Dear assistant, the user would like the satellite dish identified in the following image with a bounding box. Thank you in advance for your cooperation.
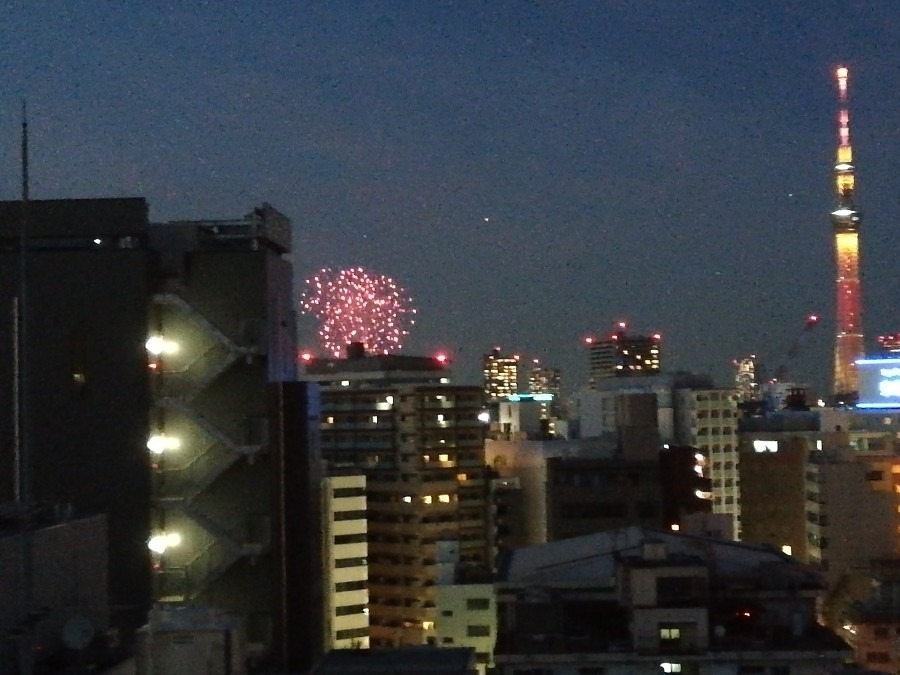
[62,615,95,650]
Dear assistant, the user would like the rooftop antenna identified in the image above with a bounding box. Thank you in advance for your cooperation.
[14,99,30,504]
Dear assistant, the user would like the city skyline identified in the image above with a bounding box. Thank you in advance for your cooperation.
[3,3,900,392]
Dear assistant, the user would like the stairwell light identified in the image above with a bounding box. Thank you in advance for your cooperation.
[147,434,181,454]
[147,532,182,554]
[145,336,179,356]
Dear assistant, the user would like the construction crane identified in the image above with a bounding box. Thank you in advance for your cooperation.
[770,314,821,383]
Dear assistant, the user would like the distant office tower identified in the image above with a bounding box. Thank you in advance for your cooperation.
[482,347,520,402]
[586,322,660,388]
[733,356,758,401]
[877,334,900,355]
[527,359,561,419]
[304,348,490,648]
[831,66,865,396]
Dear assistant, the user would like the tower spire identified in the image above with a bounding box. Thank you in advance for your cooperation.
[831,65,864,398]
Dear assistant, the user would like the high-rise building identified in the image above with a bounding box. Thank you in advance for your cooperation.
[304,349,491,648]
[322,472,370,649]
[674,388,741,539]
[733,356,758,401]
[527,359,561,420]
[831,65,865,397]
[877,334,900,355]
[586,322,660,388]
[482,348,519,402]
[0,199,153,634]
[0,199,323,672]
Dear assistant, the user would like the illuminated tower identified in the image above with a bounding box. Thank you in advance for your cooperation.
[585,321,661,388]
[831,65,864,396]
[482,347,520,401]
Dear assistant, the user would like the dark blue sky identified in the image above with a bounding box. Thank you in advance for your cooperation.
[3,2,900,392]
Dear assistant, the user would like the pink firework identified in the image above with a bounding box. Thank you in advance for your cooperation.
[301,267,416,357]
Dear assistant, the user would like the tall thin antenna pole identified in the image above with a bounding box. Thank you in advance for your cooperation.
[17,99,30,505]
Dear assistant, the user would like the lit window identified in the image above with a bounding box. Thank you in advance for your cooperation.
[340,380,350,387]
[660,664,681,673]
[440,378,450,384]
[422,621,435,630]
[458,473,468,482]
[423,496,433,504]
[326,416,334,424]
[753,440,778,453]
[782,545,792,555]
[385,395,394,405]
[660,628,681,640]
[423,455,430,462]
[437,414,445,422]
[438,494,451,503]
[371,415,378,424]
[438,454,449,462]
[402,496,412,503]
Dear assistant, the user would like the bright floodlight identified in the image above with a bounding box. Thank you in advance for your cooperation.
[147,434,181,454]
[147,532,181,554]
[145,336,179,356]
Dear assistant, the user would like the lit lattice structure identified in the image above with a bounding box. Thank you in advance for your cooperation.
[831,66,864,396]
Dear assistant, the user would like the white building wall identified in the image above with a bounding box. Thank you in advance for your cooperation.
[323,474,369,649]
[675,388,740,539]
[435,583,496,675]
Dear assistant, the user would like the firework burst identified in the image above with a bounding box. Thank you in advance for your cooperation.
[301,267,416,357]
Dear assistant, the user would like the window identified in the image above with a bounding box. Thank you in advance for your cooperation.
[866,470,885,481]
[336,627,368,640]
[867,651,891,664]
[466,598,491,610]
[335,557,367,568]
[442,637,454,644]
[334,510,367,521]
[333,487,366,498]
[467,625,490,637]
[334,533,367,545]
[441,610,453,617]
[335,604,367,616]
[660,664,681,673]
[335,580,367,592]
[659,627,681,640]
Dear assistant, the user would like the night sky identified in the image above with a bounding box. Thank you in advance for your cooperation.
[3,2,900,393]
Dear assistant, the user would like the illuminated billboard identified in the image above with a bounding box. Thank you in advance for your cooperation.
[857,358,900,409]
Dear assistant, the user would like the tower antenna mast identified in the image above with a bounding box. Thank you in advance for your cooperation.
[831,66,864,398]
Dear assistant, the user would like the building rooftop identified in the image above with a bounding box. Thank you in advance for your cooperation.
[310,646,476,674]
[498,526,821,589]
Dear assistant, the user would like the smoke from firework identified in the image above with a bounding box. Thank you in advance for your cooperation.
[301,267,416,357]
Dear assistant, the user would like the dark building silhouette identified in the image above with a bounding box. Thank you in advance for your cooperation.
[0,198,153,633]
[0,198,323,672]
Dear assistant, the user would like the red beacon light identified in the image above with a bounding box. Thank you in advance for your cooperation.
[435,353,449,364]
[300,351,314,363]
[584,336,595,345]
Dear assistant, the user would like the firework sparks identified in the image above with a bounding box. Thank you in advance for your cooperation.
[301,267,416,358]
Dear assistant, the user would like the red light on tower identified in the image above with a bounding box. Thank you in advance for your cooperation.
[584,336,595,345]
[435,352,449,364]
[300,351,314,362]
